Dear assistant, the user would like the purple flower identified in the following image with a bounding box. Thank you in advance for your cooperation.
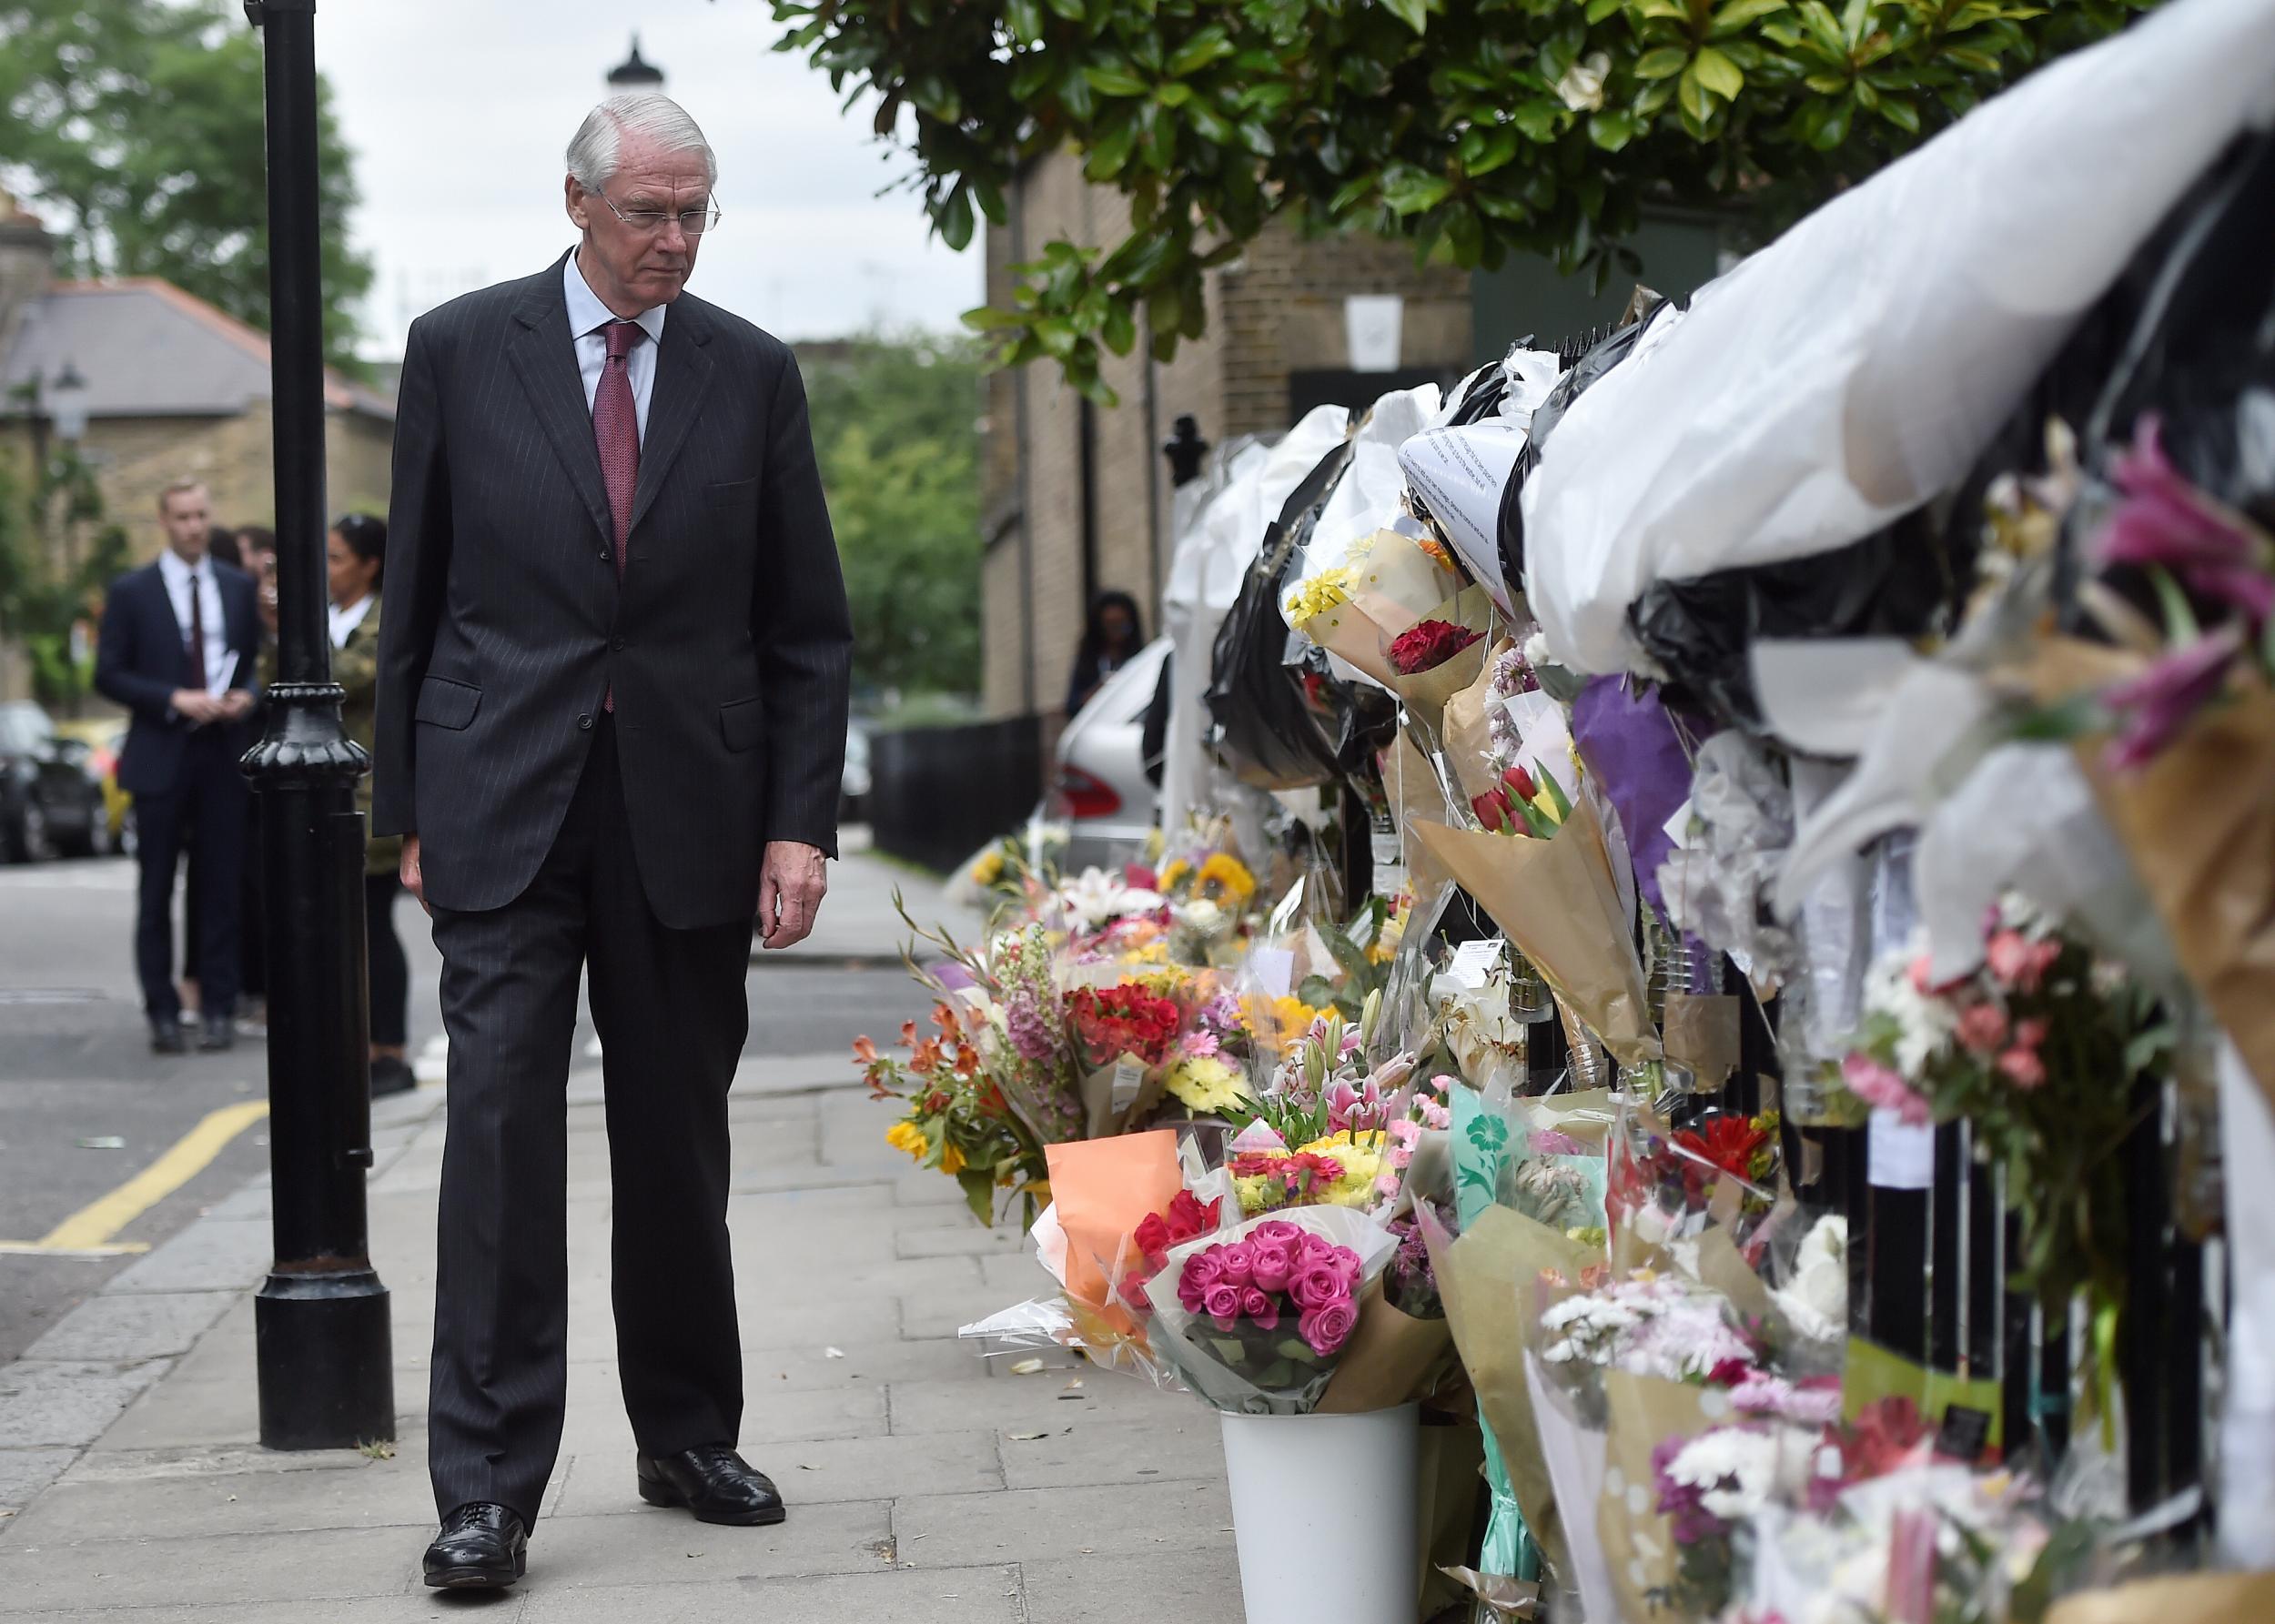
[2100,417,2275,623]
[2102,624,2244,771]
[1003,990,1057,1063]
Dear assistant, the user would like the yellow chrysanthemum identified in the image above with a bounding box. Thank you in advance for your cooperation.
[939,1142,966,1175]
[1270,995,1324,1035]
[1284,565,1358,627]
[1165,1054,1248,1115]
[969,850,1006,885]
[1298,1130,1388,1206]
[1159,857,1194,893]
[1198,852,1257,903]
[885,1121,927,1162]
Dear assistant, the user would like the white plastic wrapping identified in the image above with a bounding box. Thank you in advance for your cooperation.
[1523,0,2275,675]
[1160,409,1349,835]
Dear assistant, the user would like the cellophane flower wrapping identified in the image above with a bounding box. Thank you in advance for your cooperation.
[1139,1205,1400,1414]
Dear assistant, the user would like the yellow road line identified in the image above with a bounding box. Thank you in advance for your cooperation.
[7,1101,271,1255]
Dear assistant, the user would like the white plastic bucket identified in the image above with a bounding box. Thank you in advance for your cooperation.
[1218,1403,1421,1624]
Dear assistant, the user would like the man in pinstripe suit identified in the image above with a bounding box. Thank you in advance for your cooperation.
[373,94,852,1590]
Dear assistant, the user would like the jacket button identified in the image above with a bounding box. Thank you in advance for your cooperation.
[611,636,625,651]
[577,713,593,731]
[598,547,611,562]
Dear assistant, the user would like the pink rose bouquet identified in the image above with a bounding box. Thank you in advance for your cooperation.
[1138,1205,1400,1413]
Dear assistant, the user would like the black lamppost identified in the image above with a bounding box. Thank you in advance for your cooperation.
[241,0,393,1453]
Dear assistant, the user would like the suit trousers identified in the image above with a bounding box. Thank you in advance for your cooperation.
[132,731,249,1024]
[426,714,751,1526]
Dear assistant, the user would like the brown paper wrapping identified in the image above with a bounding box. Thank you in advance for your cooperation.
[1416,802,1661,1067]
[1392,731,1461,897]
[1437,1206,1598,1586]
[1317,1283,1455,1413]
[1442,641,1512,805]
[1416,1420,1495,1618]
[2078,686,2275,1115]
[1304,601,1403,687]
[2047,1573,2275,1624]
[1077,1057,1168,1140]
[1349,529,1464,635]
[1598,1369,1713,1624]
[1663,993,1740,1089]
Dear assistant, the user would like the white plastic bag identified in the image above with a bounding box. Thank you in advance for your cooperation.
[1524,0,2275,675]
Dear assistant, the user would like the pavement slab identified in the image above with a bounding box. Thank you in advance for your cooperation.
[0,851,1248,1620]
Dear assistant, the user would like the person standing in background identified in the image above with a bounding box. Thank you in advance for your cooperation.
[94,480,260,1054]
[324,513,412,1095]
[233,525,278,1034]
[1065,589,1144,715]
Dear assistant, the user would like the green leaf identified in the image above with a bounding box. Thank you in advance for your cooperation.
[1084,66,1151,97]
[1381,170,1452,216]
[1630,0,1691,18]
[1678,62,1717,124]
[1512,99,1562,143]
[2149,567,2202,646]
[1380,0,1430,35]
[1586,0,1625,20]
[1084,122,1138,180]
[956,1169,997,1225]
[1045,0,1087,18]
[1168,26,1235,76]
[1712,0,1790,32]
[1004,0,1046,45]
[936,184,976,251]
[1876,93,1920,134]
[1100,301,1137,357]
[1691,46,1744,99]
[1588,110,1640,151]
[1634,46,1692,80]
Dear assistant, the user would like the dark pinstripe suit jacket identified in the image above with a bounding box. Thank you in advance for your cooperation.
[371,253,852,929]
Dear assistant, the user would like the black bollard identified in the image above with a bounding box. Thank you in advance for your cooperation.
[240,0,393,1451]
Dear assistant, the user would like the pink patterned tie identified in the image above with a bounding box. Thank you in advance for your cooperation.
[592,318,644,713]
[592,318,644,574]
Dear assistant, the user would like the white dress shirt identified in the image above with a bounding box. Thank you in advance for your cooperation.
[157,548,228,693]
[329,591,374,651]
[564,249,665,443]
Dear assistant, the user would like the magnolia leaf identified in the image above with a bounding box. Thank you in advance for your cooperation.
[1005,0,1046,45]
[1083,66,1150,97]
[1168,26,1236,76]
[1876,93,1920,134]
[1691,45,1744,99]
[1634,45,1692,80]
[1586,0,1624,20]
[1044,0,1085,18]
[1380,0,1430,35]
[1712,0,1791,33]
[1678,61,1717,124]
[936,184,976,251]
[1588,110,1640,151]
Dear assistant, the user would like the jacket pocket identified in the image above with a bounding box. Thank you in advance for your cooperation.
[720,694,764,753]
[415,674,481,731]
[705,477,759,509]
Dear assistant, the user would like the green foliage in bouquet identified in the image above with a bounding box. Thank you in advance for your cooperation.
[767,0,2148,400]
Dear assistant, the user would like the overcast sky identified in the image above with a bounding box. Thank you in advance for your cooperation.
[312,0,981,359]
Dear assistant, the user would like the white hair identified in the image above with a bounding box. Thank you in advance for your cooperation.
[565,94,716,194]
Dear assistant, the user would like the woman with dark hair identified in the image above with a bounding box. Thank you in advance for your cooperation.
[328,512,414,1095]
[1065,589,1144,716]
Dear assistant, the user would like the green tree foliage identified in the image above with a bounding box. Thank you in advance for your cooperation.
[0,440,129,712]
[804,334,985,698]
[0,0,374,374]
[770,0,2149,399]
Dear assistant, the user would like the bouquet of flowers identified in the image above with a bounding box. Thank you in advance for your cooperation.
[1835,899,2169,1314]
[862,998,1052,1224]
[1138,1204,1400,1413]
[1388,617,1482,676]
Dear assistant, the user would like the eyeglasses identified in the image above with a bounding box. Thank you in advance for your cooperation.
[597,191,722,237]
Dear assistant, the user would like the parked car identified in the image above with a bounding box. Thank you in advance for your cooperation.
[51,716,133,855]
[0,701,110,862]
[1049,636,1170,872]
[841,723,872,824]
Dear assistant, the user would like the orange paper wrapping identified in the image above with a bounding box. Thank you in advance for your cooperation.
[1043,1131,1183,1337]
[1416,801,1660,1067]
[2079,686,2275,1115]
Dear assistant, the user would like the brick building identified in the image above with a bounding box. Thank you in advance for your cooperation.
[980,151,1475,721]
[0,190,395,569]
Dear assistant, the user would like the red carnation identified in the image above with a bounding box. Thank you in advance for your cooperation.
[1388,619,1483,675]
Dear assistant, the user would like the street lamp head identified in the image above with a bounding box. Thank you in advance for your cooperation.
[47,358,89,444]
[607,34,665,93]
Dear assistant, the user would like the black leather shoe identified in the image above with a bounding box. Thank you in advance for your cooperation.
[197,1020,235,1053]
[637,1445,786,1526]
[369,1055,416,1096]
[423,1502,526,1589]
[149,1018,187,1055]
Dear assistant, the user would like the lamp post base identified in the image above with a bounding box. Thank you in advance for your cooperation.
[255,1268,394,1451]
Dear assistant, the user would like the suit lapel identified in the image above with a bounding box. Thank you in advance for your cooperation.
[627,300,714,539]
[507,259,614,548]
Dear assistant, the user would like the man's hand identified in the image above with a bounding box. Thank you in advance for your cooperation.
[757,841,827,951]
[216,688,255,721]
[400,835,429,916]
[171,689,224,726]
